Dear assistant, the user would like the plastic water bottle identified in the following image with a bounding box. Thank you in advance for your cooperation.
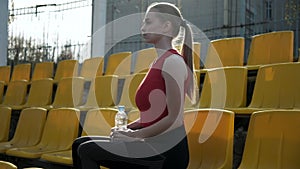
[115,105,128,131]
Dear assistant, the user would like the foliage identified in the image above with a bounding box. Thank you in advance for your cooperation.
[8,35,75,64]
[285,0,300,26]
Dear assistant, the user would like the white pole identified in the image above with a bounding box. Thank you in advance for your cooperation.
[0,0,8,66]
[91,0,107,58]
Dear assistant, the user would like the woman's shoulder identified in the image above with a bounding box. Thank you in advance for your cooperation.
[162,54,188,78]
[164,54,186,68]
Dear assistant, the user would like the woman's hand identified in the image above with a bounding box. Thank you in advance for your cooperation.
[110,128,143,142]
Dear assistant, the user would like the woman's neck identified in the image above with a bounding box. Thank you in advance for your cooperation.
[154,37,173,58]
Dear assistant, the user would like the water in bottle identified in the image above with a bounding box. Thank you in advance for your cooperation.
[115,105,128,131]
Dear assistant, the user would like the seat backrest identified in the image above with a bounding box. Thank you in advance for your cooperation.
[84,75,118,108]
[80,57,104,81]
[0,81,4,104]
[2,80,28,106]
[127,109,140,123]
[54,60,79,82]
[10,107,46,147]
[249,62,300,109]
[133,47,157,73]
[0,66,11,85]
[118,73,146,110]
[184,109,234,169]
[238,110,300,169]
[199,67,247,108]
[205,37,244,69]
[0,107,11,142]
[0,161,17,169]
[24,79,53,107]
[37,108,79,150]
[31,62,54,81]
[81,108,118,136]
[247,31,294,65]
[105,52,131,76]
[52,77,85,108]
[10,63,31,82]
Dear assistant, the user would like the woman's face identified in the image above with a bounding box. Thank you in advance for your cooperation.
[141,10,166,44]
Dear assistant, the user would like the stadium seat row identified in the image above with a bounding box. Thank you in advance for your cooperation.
[0,30,295,85]
[1,61,300,116]
[1,107,300,169]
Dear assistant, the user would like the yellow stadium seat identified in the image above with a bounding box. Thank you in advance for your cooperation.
[47,77,85,109]
[0,66,11,85]
[53,60,79,83]
[10,63,31,82]
[0,108,46,153]
[199,67,247,109]
[80,57,104,81]
[10,79,53,110]
[133,47,157,73]
[105,51,131,76]
[40,108,118,165]
[41,150,73,166]
[81,108,117,136]
[229,62,300,115]
[0,107,11,142]
[238,109,300,169]
[0,161,17,169]
[204,37,244,69]
[79,75,118,110]
[118,73,146,111]
[0,81,4,103]
[246,31,294,70]
[0,80,28,107]
[31,62,54,81]
[127,109,140,123]
[184,109,234,169]
[6,108,79,159]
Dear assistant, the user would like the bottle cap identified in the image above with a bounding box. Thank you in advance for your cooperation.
[118,105,125,112]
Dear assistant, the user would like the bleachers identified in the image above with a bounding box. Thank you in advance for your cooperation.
[246,31,294,70]
[0,66,11,85]
[104,51,131,76]
[31,62,54,81]
[0,30,299,168]
[79,57,104,81]
[184,109,234,169]
[10,63,31,82]
[0,108,47,154]
[227,62,300,115]
[53,60,79,83]
[6,108,79,159]
[238,110,300,169]
[199,67,248,109]
[0,107,11,143]
[202,37,244,71]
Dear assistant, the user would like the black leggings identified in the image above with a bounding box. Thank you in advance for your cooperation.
[72,126,189,169]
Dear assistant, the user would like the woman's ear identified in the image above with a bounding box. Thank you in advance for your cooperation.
[162,21,173,36]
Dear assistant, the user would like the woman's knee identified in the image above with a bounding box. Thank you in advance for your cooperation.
[72,136,92,150]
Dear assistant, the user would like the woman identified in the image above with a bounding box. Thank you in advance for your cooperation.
[72,2,196,169]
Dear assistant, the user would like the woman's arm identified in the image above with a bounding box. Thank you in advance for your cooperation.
[127,118,142,130]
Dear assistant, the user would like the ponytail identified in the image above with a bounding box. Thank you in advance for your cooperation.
[181,20,193,74]
[181,20,197,103]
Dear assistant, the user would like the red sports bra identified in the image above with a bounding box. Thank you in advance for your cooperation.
[135,49,190,128]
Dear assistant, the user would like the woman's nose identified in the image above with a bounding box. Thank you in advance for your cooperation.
[140,24,145,33]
